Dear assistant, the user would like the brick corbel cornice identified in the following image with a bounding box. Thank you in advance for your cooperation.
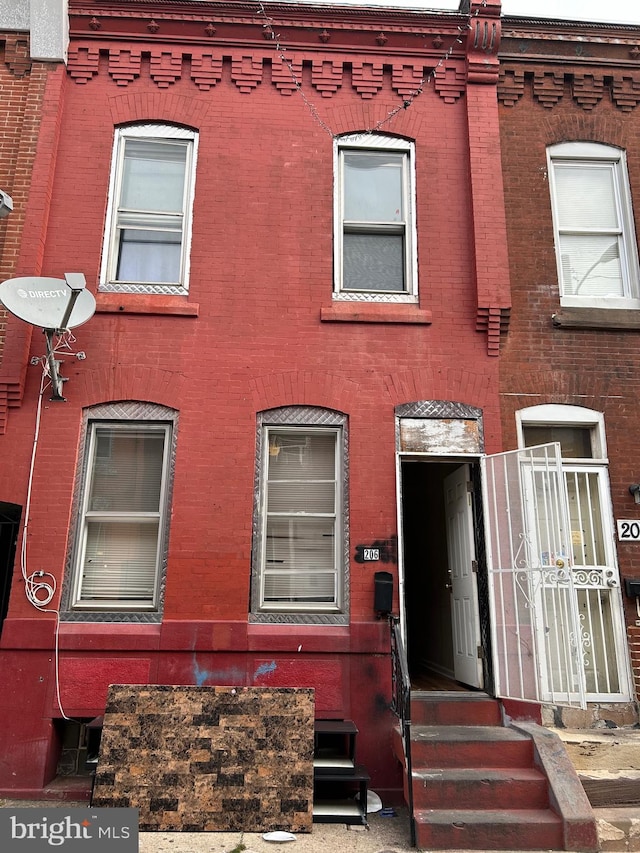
[464,3,510,355]
[0,316,33,434]
[498,65,640,112]
[2,34,32,77]
[466,0,501,85]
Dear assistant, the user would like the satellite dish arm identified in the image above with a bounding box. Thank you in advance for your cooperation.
[46,275,86,400]
[44,330,67,401]
[58,273,87,331]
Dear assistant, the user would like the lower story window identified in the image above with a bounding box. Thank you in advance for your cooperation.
[251,407,348,622]
[67,404,176,616]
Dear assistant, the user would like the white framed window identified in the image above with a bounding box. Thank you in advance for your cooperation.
[334,133,417,302]
[100,124,198,295]
[69,411,175,613]
[547,142,640,309]
[251,408,348,622]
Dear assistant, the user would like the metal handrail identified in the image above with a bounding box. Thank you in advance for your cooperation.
[389,615,416,847]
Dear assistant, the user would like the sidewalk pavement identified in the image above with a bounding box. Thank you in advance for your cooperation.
[0,798,415,852]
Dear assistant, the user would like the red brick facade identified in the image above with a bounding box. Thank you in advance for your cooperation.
[0,0,638,802]
[498,16,640,701]
[0,33,54,427]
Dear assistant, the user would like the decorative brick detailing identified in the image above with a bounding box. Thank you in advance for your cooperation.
[466,0,501,84]
[150,50,183,88]
[434,63,466,103]
[611,73,640,112]
[572,73,605,110]
[67,45,100,83]
[249,371,358,414]
[476,306,510,357]
[498,67,525,106]
[351,61,384,99]
[532,70,565,107]
[311,59,343,97]
[231,54,264,93]
[391,63,428,99]
[190,52,223,90]
[64,45,477,106]
[3,35,31,77]
[502,66,640,113]
[108,48,142,86]
[271,55,302,95]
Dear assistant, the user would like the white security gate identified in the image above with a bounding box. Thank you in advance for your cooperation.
[482,444,587,707]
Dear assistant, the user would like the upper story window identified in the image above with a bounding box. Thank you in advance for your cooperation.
[334,133,417,303]
[547,142,640,309]
[100,124,198,296]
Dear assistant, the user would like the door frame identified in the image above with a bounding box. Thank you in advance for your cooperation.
[396,452,486,684]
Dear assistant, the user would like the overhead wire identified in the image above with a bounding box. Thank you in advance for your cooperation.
[257,0,488,138]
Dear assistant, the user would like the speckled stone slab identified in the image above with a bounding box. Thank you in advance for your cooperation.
[91,685,315,832]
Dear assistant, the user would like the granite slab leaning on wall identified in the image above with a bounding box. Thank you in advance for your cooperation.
[91,685,315,832]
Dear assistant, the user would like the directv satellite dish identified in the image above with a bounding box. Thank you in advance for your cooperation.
[0,275,96,330]
[0,272,94,402]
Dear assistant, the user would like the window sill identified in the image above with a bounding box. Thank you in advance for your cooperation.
[96,293,199,316]
[552,308,640,330]
[321,303,432,324]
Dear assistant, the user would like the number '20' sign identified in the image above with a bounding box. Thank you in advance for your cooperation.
[617,520,640,541]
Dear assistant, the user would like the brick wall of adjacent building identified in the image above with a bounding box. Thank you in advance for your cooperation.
[498,41,640,694]
[0,32,52,380]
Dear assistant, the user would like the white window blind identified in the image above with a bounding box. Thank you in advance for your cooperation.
[74,424,169,608]
[116,139,187,284]
[548,143,639,306]
[262,429,339,607]
[100,124,197,294]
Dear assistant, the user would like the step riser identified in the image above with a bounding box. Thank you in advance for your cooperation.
[411,739,533,768]
[411,699,502,726]
[415,819,564,851]
[413,778,549,810]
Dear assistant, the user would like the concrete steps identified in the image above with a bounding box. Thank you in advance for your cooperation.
[410,724,534,769]
[413,808,564,851]
[412,766,549,810]
[394,693,599,851]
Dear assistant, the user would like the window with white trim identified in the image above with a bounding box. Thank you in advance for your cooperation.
[100,124,198,295]
[334,134,417,301]
[548,142,640,309]
[69,413,174,613]
[251,408,348,622]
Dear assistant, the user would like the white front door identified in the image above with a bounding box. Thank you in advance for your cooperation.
[444,465,483,688]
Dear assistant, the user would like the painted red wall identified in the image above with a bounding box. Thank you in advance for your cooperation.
[0,1,506,797]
